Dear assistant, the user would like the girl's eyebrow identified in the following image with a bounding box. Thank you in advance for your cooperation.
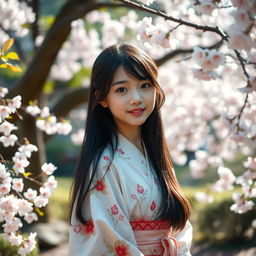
[111,80,128,86]
[112,77,150,86]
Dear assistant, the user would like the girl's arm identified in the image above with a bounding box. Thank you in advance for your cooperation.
[68,155,144,256]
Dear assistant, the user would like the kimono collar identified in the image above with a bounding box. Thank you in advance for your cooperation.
[117,133,146,158]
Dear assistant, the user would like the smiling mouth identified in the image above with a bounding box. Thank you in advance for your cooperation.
[127,108,145,113]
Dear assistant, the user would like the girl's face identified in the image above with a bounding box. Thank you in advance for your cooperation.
[100,65,156,136]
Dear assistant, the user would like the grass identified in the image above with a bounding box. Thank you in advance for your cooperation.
[48,177,72,221]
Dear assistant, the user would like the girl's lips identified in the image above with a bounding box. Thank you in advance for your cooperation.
[127,108,145,116]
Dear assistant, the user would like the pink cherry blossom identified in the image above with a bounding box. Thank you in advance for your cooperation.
[196,1,217,15]
[71,129,85,145]
[56,121,72,135]
[26,105,41,116]
[18,143,38,158]
[24,212,38,224]
[44,175,57,191]
[192,47,206,66]
[36,116,58,135]
[17,199,33,216]
[232,9,252,31]
[218,167,236,183]
[231,0,248,9]
[192,69,217,81]
[41,162,57,175]
[228,28,254,51]
[195,191,214,203]
[0,121,17,136]
[17,232,37,256]
[40,106,50,118]
[137,17,153,41]
[0,105,12,120]
[3,233,23,246]
[244,157,256,170]
[0,183,11,195]
[12,178,24,192]
[12,152,30,173]
[0,87,8,98]
[39,186,51,198]
[24,188,37,200]
[8,96,22,113]
[0,134,18,147]
[34,196,48,208]
[3,217,22,233]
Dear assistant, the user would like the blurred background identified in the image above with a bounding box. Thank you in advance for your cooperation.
[0,0,255,255]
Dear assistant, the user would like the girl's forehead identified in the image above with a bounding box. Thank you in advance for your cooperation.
[112,65,147,84]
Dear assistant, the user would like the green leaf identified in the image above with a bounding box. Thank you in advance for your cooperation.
[6,64,22,72]
[22,172,33,177]
[1,38,14,54]
[35,207,44,216]
[5,52,20,60]
[0,63,8,68]
[43,80,55,95]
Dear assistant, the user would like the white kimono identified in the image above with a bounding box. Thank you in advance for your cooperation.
[69,133,192,256]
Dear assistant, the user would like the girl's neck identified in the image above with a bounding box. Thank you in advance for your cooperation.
[118,127,141,144]
[118,127,145,155]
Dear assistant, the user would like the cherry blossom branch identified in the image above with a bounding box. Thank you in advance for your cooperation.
[116,0,229,40]
[234,50,250,79]
[8,0,126,104]
[156,39,224,66]
[50,87,90,118]
[235,93,249,133]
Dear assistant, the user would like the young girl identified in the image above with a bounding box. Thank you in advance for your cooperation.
[68,44,192,256]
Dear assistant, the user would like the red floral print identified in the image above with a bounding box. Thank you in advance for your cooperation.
[131,194,137,200]
[111,204,119,215]
[116,148,125,154]
[103,155,110,161]
[137,184,144,194]
[150,200,156,211]
[115,243,129,256]
[83,220,94,235]
[95,180,106,192]
[73,224,82,233]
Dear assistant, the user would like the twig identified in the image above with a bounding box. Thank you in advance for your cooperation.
[116,0,229,40]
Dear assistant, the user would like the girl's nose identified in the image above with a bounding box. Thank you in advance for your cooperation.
[130,89,142,105]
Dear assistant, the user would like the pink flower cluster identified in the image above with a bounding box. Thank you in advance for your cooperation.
[192,47,225,81]
[0,87,60,255]
[25,104,72,135]
[137,17,177,49]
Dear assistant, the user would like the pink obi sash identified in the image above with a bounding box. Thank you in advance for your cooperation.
[130,220,178,256]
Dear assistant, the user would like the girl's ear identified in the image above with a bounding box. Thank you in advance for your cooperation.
[95,90,108,108]
[99,100,108,108]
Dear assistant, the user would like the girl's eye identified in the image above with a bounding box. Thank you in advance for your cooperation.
[141,83,152,89]
[115,87,127,93]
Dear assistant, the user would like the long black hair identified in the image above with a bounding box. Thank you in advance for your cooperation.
[69,44,191,231]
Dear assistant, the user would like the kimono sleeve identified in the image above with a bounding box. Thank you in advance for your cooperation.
[68,156,143,256]
[173,221,193,256]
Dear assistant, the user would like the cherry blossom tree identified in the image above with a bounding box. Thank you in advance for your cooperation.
[0,0,256,254]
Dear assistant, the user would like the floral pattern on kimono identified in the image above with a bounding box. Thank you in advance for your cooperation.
[69,133,192,256]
